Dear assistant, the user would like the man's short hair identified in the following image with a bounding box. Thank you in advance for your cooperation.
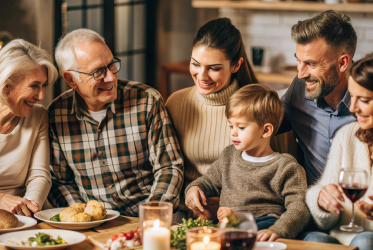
[55,28,105,81]
[291,10,357,58]
[226,84,284,134]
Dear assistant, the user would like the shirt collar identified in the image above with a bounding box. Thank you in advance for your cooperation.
[70,90,116,120]
[314,89,350,111]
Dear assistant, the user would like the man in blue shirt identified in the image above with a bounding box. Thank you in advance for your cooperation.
[280,10,357,186]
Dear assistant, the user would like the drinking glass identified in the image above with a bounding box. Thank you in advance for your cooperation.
[139,201,173,250]
[339,169,369,232]
[220,213,258,250]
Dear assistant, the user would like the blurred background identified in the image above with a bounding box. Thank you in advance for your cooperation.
[1,0,373,106]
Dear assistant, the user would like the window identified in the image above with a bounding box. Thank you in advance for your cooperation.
[54,0,155,97]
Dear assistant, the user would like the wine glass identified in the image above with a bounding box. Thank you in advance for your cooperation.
[339,168,369,232]
[220,213,258,250]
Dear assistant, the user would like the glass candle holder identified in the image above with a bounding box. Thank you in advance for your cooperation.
[139,201,173,250]
[186,227,221,250]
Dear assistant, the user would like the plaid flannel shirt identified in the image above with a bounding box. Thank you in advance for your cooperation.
[47,80,184,216]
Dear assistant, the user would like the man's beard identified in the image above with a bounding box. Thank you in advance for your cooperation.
[305,65,340,100]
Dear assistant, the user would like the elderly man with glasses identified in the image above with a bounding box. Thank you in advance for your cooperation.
[47,29,184,216]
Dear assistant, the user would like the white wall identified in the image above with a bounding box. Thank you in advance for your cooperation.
[219,8,373,72]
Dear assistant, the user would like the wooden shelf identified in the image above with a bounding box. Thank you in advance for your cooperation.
[192,0,373,13]
[257,72,294,85]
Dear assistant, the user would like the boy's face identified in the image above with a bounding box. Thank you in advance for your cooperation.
[228,115,265,156]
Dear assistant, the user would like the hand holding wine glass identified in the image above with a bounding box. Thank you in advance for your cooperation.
[339,168,369,232]
[356,196,373,220]
[318,183,345,214]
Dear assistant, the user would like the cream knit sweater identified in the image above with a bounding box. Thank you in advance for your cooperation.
[307,122,373,245]
[0,104,51,208]
[165,81,239,209]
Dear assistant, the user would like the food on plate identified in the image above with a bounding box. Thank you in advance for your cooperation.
[59,207,81,222]
[49,200,107,222]
[50,214,60,222]
[0,209,18,229]
[70,212,91,222]
[84,200,107,221]
[7,232,67,246]
[171,218,217,250]
[100,227,142,250]
[69,202,86,213]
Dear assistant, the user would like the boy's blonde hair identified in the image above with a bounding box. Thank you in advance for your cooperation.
[226,84,284,134]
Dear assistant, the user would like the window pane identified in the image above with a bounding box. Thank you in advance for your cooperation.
[115,6,129,54]
[133,4,145,51]
[67,10,82,32]
[65,0,82,7]
[87,0,103,5]
[117,55,129,81]
[133,53,145,84]
[115,0,132,3]
[87,8,103,36]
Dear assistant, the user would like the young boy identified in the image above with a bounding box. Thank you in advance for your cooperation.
[185,84,310,241]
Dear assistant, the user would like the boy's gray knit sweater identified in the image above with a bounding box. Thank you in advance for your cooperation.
[185,145,310,239]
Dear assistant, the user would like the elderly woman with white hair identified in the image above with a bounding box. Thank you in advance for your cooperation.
[0,39,58,217]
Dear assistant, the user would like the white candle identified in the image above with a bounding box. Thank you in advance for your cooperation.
[190,236,221,250]
[143,219,170,250]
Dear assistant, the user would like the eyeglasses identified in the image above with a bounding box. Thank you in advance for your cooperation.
[68,57,121,80]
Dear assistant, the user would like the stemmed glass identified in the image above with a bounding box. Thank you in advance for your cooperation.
[339,169,369,232]
[220,213,258,250]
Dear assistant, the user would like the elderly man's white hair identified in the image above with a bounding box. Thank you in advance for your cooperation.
[0,39,58,105]
[55,28,105,82]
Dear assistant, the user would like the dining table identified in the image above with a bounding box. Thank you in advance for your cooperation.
[0,216,358,250]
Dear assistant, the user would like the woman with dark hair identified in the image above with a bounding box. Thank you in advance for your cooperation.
[166,18,257,219]
[304,53,373,249]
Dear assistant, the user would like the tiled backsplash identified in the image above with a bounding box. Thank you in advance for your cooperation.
[219,8,373,72]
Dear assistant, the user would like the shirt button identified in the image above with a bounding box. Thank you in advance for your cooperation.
[108,184,113,189]
[330,139,333,143]
[295,138,299,143]
[331,115,335,118]
[99,151,103,156]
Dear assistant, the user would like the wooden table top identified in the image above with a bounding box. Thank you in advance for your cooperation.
[0,216,357,250]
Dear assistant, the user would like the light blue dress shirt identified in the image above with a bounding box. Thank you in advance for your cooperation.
[281,76,356,186]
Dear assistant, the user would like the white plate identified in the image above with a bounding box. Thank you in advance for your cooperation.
[34,208,120,230]
[254,242,287,250]
[0,229,86,250]
[0,215,37,233]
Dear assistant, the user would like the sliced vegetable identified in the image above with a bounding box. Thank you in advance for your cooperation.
[49,214,61,222]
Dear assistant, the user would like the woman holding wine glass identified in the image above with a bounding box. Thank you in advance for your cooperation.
[304,53,373,250]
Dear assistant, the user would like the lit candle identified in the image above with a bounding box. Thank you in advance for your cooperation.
[143,219,170,250]
[190,236,221,250]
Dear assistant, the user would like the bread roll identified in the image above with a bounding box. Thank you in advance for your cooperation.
[84,200,107,221]
[69,203,86,213]
[0,209,18,229]
[59,207,81,222]
[70,212,91,222]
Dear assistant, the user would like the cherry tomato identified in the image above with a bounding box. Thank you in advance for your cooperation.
[111,234,119,242]
[124,231,134,240]
[136,227,141,234]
